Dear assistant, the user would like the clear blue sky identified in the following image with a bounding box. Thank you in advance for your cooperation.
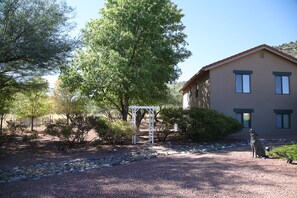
[65,0,297,82]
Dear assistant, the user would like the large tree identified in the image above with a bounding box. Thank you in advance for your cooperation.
[0,0,76,93]
[63,0,191,121]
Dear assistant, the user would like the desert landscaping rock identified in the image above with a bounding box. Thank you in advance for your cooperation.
[1,139,295,184]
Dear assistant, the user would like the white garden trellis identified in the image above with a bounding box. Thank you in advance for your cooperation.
[129,106,157,144]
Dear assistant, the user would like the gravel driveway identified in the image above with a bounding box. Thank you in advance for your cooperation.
[1,146,296,198]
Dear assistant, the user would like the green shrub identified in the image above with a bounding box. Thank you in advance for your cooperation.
[160,107,189,135]
[0,133,9,146]
[45,124,73,140]
[55,118,67,125]
[91,118,135,145]
[22,133,39,142]
[157,124,172,142]
[160,107,242,141]
[268,143,297,161]
[6,121,26,134]
[45,115,92,149]
[186,108,242,141]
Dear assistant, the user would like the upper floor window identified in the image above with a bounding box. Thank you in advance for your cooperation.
[233,70,253,94]
[188,89,192,98]
[195,84,199,98]
[273,72,291,95]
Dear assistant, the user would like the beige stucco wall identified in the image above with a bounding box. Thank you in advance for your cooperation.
[183,93,190,109]
[186,72,210,109]
[209,49,297,137]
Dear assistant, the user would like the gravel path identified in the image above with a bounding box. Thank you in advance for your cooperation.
[1,146,296,198]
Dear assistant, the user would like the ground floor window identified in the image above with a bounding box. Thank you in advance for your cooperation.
[235,112,251,128]
[274,109,292,129]
[233,108,253,128]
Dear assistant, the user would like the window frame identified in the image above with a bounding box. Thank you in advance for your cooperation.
[188,89,192,98]
[233,70,253,94]
[195,84,199,98]
[273,72,291,95]
[274,109,292,129]
[233,108,254,128]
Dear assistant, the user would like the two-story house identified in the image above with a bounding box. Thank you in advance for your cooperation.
[180,44,297,137]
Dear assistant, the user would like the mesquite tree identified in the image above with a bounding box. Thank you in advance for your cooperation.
[0,0,76,94]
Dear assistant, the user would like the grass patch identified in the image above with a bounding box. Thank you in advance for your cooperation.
[268,143,297,161]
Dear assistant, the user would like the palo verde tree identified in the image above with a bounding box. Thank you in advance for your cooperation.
[0,0,76,94]
[62,0,191,121]
[13,77,50,131]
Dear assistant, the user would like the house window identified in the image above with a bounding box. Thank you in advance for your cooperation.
[274,110,292,129]
[187,89,192,102]
[234,108,253,128]
[196,84,199,98]
[233,70,253,93]
[273,72,291,95]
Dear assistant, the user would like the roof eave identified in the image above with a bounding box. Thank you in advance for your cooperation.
[180,44,297,93]
[179,68,206,92]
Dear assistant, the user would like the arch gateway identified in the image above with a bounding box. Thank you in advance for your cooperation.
[129,106,157,144]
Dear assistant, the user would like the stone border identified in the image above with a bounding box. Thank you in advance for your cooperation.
[1,139,295,184]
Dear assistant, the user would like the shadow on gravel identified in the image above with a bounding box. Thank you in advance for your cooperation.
[0,135,141,169]
[2,150,293,198]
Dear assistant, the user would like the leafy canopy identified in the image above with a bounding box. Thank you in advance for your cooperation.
[63,0,191,120]
[51,79,88,124]
[0,0,76,93]
[12,77,50,130]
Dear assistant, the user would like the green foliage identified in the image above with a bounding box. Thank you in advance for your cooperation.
[51,79,89,125]
[47,115,135,146]
[45,124,73,141]
[157,124,172,142]
[6,120,26,134]
[0,93,14,115]
[185,108,242,141]
[161,107,243,141]
[63,0,191,120]
[0,133,9,147]
[45,115,92,150]
[268,144,297,161]
[12,77,50,131]
[165,82,185,108]
[89,117,135,145]
[275,41,297,58]
[160,107,188,134]
[0,0,76,94]
[0,94,14,133]
[22,133,39,142]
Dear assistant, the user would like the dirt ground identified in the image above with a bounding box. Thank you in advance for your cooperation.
[0,133,296,198]
[0,132,143,169]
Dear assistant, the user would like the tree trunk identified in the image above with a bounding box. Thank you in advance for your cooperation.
[120,95,129,121]
[136,110,146,135]
[121,107,128,121]
[0,114,4,135]
[154,106,162,123]
[66,114,70,125]
[31,116,34,131]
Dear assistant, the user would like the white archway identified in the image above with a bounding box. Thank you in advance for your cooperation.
[129,106,157,144]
